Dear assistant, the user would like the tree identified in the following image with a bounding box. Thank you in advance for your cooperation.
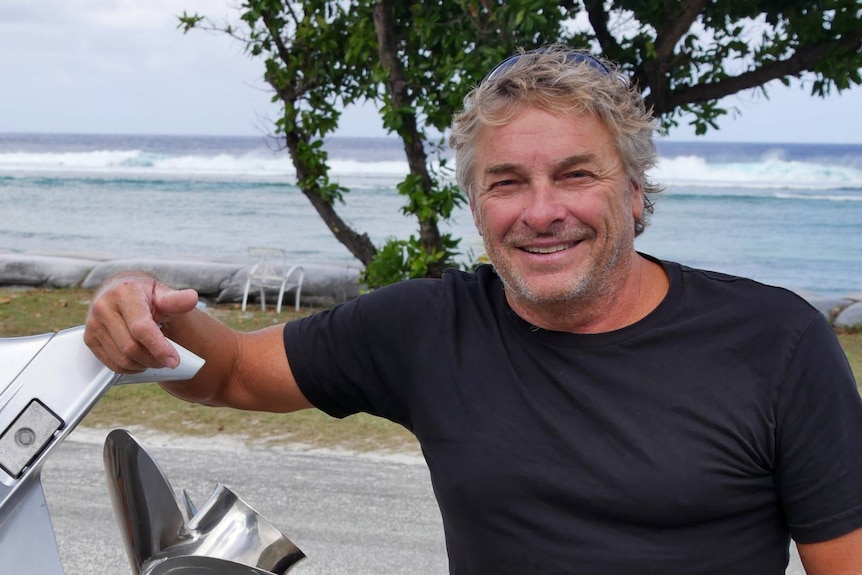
[181,2,379,270]
[180,0,861,285]
[352,0,576,282]
[577,0,862,134]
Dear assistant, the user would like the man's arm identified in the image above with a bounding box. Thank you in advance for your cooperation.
[797,526,862,574]
[84,271,312,413]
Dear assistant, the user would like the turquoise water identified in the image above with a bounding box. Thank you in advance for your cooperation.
[1,134,860,296]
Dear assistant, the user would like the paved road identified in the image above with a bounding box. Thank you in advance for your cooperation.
[42,428,804,574]
[43,429,447,575]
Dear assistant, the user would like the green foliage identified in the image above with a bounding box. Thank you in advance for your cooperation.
[177,12,204,32]
[587,0,862,131]
[179,0,861,287]
[362,233,462,288]
[0,288,418,452]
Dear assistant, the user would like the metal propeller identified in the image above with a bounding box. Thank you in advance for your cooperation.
[104,429,305,574]
[0,325,304,574]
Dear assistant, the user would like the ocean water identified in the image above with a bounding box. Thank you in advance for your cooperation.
[0,133,860,297]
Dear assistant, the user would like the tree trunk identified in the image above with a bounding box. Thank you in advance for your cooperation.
[373,0,447,278]
[283,131,378,266]
[260,8,378,267]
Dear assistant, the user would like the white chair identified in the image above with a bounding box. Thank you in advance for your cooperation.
[241,247,304,313]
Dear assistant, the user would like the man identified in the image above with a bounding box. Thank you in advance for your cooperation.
[85,46,862,574]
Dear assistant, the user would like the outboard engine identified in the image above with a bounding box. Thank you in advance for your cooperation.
[0,326,304,574]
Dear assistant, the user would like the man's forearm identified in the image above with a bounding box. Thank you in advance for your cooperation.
[158,307,240,406]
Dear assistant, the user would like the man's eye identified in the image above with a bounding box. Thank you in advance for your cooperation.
[489,179,516,189]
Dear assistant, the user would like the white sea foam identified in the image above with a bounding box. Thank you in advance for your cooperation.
[653,155,862,190]
[1,135,859,297]
[0,150,416,181]
[3,149,860,191]
[0,150,296,177]
[0,150,144,169]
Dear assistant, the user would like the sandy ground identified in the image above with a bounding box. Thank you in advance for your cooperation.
[44,426,446,575]
[38,426,806,575]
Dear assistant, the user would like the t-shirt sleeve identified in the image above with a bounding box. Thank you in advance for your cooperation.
[282,279,442,429]
[776,312,862,543]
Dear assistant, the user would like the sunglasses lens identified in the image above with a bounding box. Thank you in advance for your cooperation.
[482,49,609,85]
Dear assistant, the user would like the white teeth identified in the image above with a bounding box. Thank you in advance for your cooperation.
[523,244,571,254]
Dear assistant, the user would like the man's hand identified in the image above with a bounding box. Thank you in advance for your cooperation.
[84,272,199,373]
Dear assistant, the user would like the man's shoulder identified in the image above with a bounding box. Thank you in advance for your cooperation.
[674,260,804,297]
[355,265,501,312]
[660,258,818,321]
[443,264,498,286]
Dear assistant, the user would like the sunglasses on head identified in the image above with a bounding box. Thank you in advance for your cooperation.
[481,48,610,86]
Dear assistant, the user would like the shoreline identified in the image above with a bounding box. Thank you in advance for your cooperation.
[0,249,364,309]
[2,250,861,328]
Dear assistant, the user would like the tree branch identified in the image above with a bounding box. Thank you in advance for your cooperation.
[583,0,621,57]
[654,0,708,61]
[656,33,862,113]
[639,0,709,114]
[372,0,445,276]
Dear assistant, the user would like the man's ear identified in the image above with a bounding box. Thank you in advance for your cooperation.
[470,199,483,236]
[629,178,644,221]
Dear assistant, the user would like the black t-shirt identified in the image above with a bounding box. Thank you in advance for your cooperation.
[284,257,862,574]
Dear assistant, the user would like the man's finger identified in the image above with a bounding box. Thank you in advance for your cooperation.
[153,287,199,318]
[121,310,179,369]
[85,324,155,373]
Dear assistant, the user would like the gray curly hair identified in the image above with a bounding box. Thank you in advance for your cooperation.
[449,45,663,236]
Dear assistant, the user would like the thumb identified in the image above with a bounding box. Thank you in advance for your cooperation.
[152,286,199,320]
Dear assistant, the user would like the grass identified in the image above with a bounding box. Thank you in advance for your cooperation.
[0,287,419,454]
[2,287,861,453]
[838,327,862,389]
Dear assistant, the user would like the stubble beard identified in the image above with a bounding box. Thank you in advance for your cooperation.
[484,232,629,309]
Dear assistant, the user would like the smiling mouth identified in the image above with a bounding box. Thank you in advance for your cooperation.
[521,242,578,255]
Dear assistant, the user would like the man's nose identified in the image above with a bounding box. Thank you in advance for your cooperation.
[521,183,568,231]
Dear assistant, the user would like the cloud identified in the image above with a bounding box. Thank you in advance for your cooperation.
[0,0,276,135]
[0,1,859,141]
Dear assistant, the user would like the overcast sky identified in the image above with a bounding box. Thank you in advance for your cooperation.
[2,0,860,143]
